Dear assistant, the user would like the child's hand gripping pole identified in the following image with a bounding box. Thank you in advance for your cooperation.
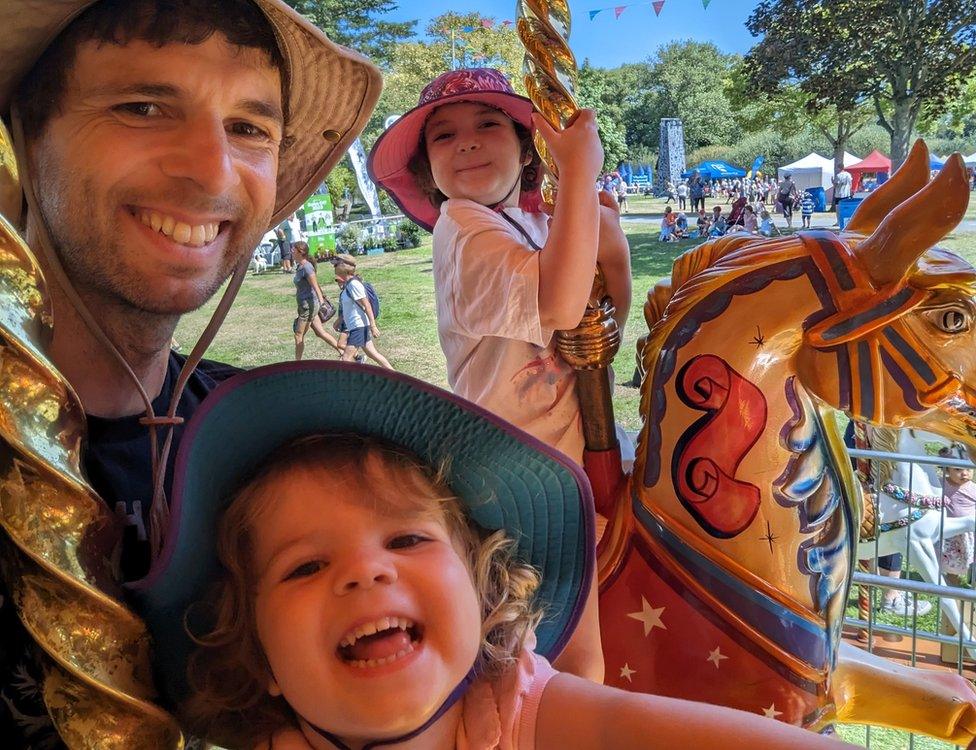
[517,0,624,515]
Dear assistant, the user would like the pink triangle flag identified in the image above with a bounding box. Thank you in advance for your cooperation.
[653,0,665,15]
[614,5,627,18]
[481,18,494,28]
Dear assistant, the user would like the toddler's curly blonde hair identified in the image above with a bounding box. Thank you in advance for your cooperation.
[182,434,541,748]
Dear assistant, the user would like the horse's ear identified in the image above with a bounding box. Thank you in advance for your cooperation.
[856,154,970,287]
[845,140,930,234]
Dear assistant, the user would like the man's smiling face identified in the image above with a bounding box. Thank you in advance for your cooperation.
[30,35,282,315]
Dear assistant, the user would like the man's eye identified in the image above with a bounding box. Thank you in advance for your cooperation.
[388,534,428,550]
[284,560,325,580]
[480,120,499,128]
[115,102,162,118]
[230,121,271,139]
[431,132,452,142]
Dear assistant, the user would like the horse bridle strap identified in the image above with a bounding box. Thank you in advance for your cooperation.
[800,231,962,423]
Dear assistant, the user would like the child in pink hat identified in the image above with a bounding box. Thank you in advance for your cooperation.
[369,68,630,469]
[369,67,632,683]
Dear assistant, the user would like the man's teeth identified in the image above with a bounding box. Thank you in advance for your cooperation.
[139,210,219,247]
[339,616,414,648]
[348,642,416,670]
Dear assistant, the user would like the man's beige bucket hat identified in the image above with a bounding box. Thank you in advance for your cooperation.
[0,0,382,224]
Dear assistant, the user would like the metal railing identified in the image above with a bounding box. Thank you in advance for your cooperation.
[841,446,975,749]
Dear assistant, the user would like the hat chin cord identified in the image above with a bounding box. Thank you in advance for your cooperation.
[291,665,477,750]
[11,104,250,561]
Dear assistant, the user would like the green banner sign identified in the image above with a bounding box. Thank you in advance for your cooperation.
[303,191,336,254]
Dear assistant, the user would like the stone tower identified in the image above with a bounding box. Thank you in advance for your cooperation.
[656,118,686,192]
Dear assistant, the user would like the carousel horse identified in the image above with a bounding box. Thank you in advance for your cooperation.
[854,424,976,650]
[596,142,976,743]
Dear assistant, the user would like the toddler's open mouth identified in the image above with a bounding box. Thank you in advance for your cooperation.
[337,616,423,669]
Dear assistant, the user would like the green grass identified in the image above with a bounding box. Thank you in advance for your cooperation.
[837,724,956,749]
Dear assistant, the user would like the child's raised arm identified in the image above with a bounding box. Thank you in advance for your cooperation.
[537,672,858,749]
[532,110,605,331]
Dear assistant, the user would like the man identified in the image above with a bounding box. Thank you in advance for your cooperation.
[0,0,380,745]
[334,261,393,369]
[832,168,853,213]
[277,211,302,272]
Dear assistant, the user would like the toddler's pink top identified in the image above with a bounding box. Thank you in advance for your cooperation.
[945,479,976,518]
[456,648,557,750]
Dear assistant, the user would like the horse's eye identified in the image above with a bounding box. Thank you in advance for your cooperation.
[936,308,970,333]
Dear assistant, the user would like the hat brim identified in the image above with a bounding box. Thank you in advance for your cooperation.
[368,91,536,232]
[0,0,381,228]
[129,361,594,709]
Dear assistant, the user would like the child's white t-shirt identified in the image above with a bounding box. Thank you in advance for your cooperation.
[432,199,585,464]
[340,277,369,330]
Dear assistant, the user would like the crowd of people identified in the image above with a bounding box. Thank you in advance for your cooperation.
[658,172,827,241]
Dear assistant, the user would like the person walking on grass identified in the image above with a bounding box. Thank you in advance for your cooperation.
[334,261,393,368]
[292,242,342,361]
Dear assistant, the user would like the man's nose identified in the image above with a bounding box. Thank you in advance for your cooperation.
[333,551,398,595]
[161,115,239,196]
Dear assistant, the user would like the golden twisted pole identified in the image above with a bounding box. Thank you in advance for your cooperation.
[516,0,621,455]
[0,120,182,748]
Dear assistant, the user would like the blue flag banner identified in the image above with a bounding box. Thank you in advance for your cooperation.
[589,9,603,19]
[751,155,765,175]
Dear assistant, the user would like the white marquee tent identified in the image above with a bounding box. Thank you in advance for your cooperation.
[965,152,976,167]
[777,152,860,192]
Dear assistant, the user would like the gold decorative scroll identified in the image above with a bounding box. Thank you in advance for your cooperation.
[0,120,182,748]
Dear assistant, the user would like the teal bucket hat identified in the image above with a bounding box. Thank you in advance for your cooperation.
[128,361,594,709]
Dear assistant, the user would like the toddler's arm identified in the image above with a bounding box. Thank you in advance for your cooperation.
[536,672,858,749]
[532,110,604,331]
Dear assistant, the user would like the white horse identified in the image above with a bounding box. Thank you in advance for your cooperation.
[855,425,976,650]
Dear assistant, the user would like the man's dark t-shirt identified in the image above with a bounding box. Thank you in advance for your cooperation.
[0,352,239,748]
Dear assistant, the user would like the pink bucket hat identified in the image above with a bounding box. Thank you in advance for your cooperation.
[367,68,541,231]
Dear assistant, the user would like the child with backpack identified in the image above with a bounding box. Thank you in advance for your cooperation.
[334,261,393,369]
[132,363,855,750]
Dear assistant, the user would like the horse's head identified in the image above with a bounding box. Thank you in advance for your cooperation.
[795,142,976,448]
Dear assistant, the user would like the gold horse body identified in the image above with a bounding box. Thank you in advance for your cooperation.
[595,142,976,742]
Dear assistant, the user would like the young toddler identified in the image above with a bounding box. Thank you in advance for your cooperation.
[800,190,815,229]
[132,363,856,750]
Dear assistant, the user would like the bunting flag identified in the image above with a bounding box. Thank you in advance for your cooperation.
[587,0,713,20]
[481,18,494,28]
[502,20,513,26]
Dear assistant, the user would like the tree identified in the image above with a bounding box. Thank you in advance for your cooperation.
[746,0,976,168]
[731,63,870,173]
[365,13,527,145]
[283,0,415,65]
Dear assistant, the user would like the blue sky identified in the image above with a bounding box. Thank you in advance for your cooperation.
[385,0,757,68]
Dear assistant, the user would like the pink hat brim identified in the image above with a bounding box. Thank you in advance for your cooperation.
[368,91,540,231]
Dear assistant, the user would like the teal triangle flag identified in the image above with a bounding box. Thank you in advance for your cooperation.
[702,0,712,7]
[589,9,602,19]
